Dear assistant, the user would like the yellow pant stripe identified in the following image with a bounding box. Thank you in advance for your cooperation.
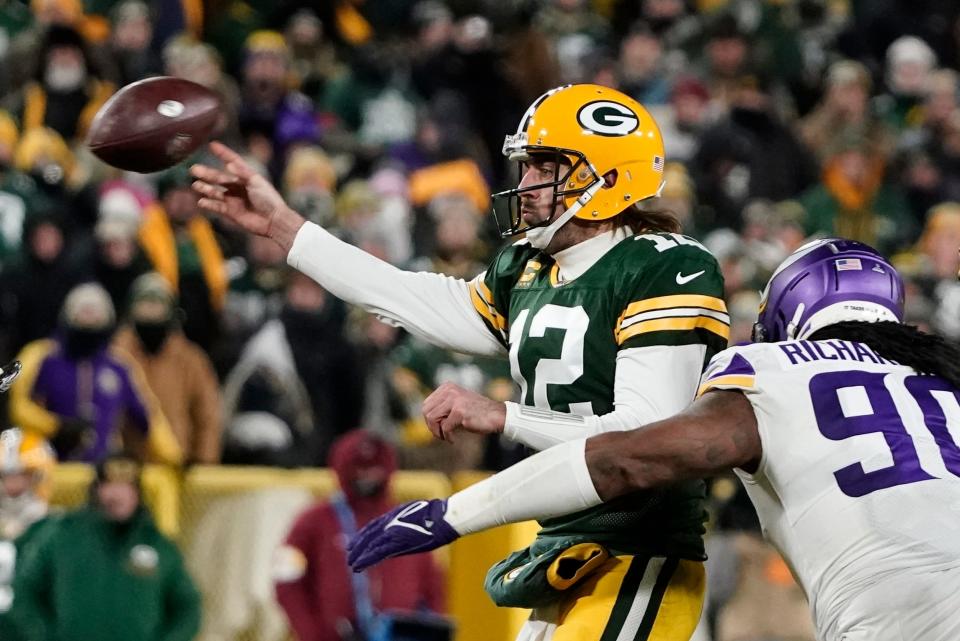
[547,556,705,641]
[644,559,706,641]
[551,555,637,641]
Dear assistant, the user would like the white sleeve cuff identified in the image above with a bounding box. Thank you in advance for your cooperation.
[503,401,593,450]
[444,438,601,535]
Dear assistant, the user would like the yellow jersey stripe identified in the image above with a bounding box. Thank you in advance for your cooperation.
[617,314,730,345]
[620,306,730,329]
[470,284,506,330]
[477,279,495,306]
[620,295,727,323]
[697,374,756,397]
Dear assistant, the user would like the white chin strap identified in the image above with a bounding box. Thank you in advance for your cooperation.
[795,301,901,340]
[526,180,605,250]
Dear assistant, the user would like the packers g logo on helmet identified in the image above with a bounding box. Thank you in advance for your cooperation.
[576,101,639,136]
[492,84,665,238]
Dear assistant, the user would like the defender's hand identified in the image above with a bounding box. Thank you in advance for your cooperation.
[422,383,506,441]
[191,142,304,251]
[346,499,459,572]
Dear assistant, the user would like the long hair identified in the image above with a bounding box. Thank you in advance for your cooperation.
[808,321,960,389]
[616,204,682,234]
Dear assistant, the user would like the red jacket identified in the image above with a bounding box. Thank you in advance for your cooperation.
[275,431,445,641]
[275,502,446,641]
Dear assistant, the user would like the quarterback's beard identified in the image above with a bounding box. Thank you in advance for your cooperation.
[526,203,583,251]
[0,493,47,540]
[525,181,604,251]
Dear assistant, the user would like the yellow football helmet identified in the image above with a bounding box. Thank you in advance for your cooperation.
[0,428,56,500]
[492,84,666,238]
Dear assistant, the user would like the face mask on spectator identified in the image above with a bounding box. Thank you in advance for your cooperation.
[134,319,172,354]
[280,304,327,338]
[351,477,387,498]
[64,326,114,359]
[45,61,86,91]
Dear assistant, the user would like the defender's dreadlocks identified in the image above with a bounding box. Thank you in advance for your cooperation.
[808,321,960,389]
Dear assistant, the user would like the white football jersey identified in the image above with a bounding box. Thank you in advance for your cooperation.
[700,340,960,641]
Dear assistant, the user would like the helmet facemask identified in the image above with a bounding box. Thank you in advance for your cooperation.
[491,142,601,239]
[491,84,667,248]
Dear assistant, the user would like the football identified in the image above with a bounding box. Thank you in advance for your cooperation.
[86,76,222,174]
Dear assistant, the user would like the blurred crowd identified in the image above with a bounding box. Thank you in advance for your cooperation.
[1,0,960,640]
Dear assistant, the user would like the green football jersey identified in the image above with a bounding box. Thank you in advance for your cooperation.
[0,515,57,641]
[392,337,514,398]
[469,232,728,558]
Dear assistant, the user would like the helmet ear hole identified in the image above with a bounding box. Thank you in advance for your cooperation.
[603,169,618,188]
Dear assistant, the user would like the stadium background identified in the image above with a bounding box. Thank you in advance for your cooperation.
[2,0,960,639]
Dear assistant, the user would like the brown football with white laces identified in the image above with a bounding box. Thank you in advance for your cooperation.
[86,76,222,173]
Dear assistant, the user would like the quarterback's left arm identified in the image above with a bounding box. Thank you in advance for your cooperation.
[502,344,707,449]
[348,390,760,571]
[505,239,730,449]
[425,241,729,449]
[424,345,706,449]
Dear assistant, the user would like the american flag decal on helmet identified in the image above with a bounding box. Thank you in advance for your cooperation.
[653,155,664,171]
[835,258,863,271]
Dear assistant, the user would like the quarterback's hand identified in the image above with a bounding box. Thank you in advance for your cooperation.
[347,499,460,572]
[422,383,506,440]
[191,142,305,251]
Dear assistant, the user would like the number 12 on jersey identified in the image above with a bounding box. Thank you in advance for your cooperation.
[509,305,593,414]
[810,371,960,497]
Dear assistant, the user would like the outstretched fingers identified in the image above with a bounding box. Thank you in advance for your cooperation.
[208,140,258,181]
[197,197,229,215]
[209,141,245,166]
[192,180,226,200]
[346,512,393,569]
[190,163,239,186]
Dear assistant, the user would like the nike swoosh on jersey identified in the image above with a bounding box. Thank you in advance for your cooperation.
[675,270,706,285]
[385,500,432,535]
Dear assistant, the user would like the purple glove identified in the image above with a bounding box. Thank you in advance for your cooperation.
[346,499,460,572]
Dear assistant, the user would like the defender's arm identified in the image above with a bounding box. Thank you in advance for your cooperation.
[347,390,761,571]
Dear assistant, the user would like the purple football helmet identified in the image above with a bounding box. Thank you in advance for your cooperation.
[752,239,905,343]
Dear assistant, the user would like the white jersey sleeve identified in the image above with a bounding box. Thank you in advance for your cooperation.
[699,341,960,641]
[287,222,505,356]
[503,343,706,450]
